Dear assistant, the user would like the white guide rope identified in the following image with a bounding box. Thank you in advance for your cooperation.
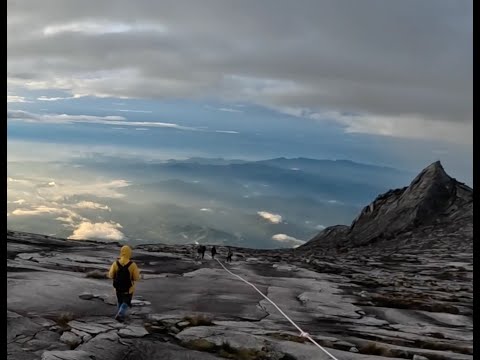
[215,258,340,360]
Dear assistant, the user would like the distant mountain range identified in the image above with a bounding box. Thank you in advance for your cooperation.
[78,155,414,205]
[14,155,451,248]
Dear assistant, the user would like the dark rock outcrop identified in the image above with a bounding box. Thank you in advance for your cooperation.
[301,161,473,252]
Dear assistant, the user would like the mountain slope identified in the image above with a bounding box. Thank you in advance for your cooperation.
[300,161,473,252]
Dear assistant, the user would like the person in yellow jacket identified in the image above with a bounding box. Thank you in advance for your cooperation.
[108,245,141,322]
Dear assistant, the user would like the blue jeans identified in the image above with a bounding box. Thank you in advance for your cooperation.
[116,291,132,318]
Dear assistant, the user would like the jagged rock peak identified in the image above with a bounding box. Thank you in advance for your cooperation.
[407,160,452,189]
[348,161,462,239]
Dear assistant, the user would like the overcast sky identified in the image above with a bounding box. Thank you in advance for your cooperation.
[8,0,472,143]
[6,1,473,243]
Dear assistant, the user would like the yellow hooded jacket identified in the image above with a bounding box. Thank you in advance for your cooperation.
[108,245,141,294]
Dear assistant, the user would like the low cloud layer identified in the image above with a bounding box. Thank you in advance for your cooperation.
[257,211,282,224]
[7,1,472,143]
[7,172,126,238]
[68,221,125,241]
[35,178,130,200]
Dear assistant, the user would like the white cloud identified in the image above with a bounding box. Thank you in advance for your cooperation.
[8,138,202,163]
[204,105,244,113]
[272,234,305,248]
[217,107,243,113]
[200,208,212,212]
[215,130,240,134]
[68,221,125,241]
[8,110,125,123]
[117,109,153,113]
[12,205,62,216]
[257,211,282,224]
[73,201,111,211]
[55,215,78,225]
[37,95,77,101]
[305,110,472,145]
[7,94,29,103]
[339,113,471,145]
[315,224,326,230]
[11,206,86,227]
[43,21,167,36]
[36,179,130,199]
[13,199,26,204]
[7,177,32,185]
[8,110,243,135]
[8,110,200,131]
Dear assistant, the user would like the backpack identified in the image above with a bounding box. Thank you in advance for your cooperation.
[113,261,132,293]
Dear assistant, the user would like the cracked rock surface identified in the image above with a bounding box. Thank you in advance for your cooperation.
[7,229,472,360]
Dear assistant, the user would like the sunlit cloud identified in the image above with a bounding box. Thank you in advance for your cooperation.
[73,201,111,211]
[271,233,305,248]
[11,206,87,226]
[68,221,125,241]
[257,211,282,224]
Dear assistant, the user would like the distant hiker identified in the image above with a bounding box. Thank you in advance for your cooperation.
[226,247,233,263]
[108,245,141,322]
[197,245,206,259]
[211,246,217,259]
